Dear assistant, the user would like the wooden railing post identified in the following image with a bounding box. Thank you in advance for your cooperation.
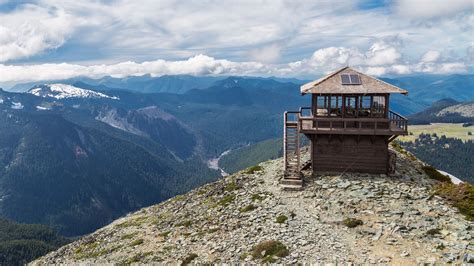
[296,112,300,172]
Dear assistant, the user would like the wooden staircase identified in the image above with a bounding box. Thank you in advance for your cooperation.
[281,111,303,190]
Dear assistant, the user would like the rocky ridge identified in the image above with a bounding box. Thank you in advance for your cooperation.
[33,148,473,264]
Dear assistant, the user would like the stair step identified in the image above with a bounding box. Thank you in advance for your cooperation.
[281,178,302,184]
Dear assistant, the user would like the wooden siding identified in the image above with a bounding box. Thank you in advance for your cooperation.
[311,135,388,174]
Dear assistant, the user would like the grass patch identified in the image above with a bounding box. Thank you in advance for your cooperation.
[172,195,186,202]
[275,215,288,224]
[158,231,171,238]
[116,216,149,228]
[207,228,219,234]
[343,218,363,228]
[122,251,153,264]
[224,182,239,192]
[197,188,207,195]
[422,165,451,183]
[245,165,263,174]
[434,182,474,221]
[251,194,264,201]
[426,228,441,236]
[181,253,198,265]
[218,194,235,207]
[175,220,192,227]
[130,238,144,246]
[252,240,289,263]
[239,204,257,213]
[73,241,114,259]
[391,142,417,161]
[121,233,137,240]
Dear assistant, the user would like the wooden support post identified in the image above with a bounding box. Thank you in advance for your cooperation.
[370,96,373,118]
[328,95,331,117]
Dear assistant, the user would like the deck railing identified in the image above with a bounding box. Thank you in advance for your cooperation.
[290,107,407,135]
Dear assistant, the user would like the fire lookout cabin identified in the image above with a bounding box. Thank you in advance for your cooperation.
[282,66,408,189]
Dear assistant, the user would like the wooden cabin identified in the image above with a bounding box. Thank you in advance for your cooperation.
[282,66,408,189]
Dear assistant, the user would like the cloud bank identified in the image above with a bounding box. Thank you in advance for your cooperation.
[0,0,472,83]
[0,42,469,83]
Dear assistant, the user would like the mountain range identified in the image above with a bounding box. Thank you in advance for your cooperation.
[0,73,473,238]
[408,98,474,124]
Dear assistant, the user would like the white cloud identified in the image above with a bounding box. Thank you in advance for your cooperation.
[0,0,471,81]
[421,50,441,62]
[248,44,282,63]
[365,42,401,66]
[0,43,468,84]
[0,55,269,83]
[0,4,76,62]
[394,0,473,18]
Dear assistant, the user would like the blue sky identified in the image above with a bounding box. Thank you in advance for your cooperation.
[0,0,473,85]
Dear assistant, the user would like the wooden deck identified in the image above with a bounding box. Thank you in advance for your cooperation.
[296,110,408,136]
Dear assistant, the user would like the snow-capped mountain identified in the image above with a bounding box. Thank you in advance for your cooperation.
[28,84,119,100]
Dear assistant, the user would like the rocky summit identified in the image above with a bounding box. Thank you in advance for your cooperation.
[33,148,473,265]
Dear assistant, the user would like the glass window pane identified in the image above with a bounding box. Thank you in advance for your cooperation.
[341,74,350,84]
[349,74,361,84]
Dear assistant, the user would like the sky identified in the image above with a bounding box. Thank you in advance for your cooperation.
[0,0,473,86]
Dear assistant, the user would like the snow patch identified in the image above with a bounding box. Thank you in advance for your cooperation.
[36,105,51,110]
[11,102,23,109]
[29,84,119,100]
[437,170,463,185]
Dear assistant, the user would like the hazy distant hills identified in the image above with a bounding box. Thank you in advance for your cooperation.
[9,75,224,94]
[7,73,474,115]
[408,98,474,124]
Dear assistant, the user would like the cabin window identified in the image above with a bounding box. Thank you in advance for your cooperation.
[345,96,357,116]
[358,96,371,117]
[330,96,342,116]
[372,96,386,117]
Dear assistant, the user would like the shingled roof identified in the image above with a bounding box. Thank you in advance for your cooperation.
[300,66,408,95]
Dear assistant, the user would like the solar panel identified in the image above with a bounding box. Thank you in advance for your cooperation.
[340,74,351,84]
[349,74,361,84]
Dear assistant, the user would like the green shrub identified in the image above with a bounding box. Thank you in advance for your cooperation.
[175,220,192,227]
[343,218,363,228]
[130,239,144,246]
[426,228,441,235]
[218,195,235,206]
[181,253,198,265]
[207,228,219,234]
[434,182,474,221]
[251,194,264,201]
[224,182,239,192]
[158,231,171,238]
[391,142,417,161]
[422,165,451,183]
[275,215,288,224]
[245,165,263,174]
[121,233,136,240]
[239,204,256,213]
[251,240,289,262]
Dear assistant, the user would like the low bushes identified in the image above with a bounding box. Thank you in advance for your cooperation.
[252,240,289,263]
